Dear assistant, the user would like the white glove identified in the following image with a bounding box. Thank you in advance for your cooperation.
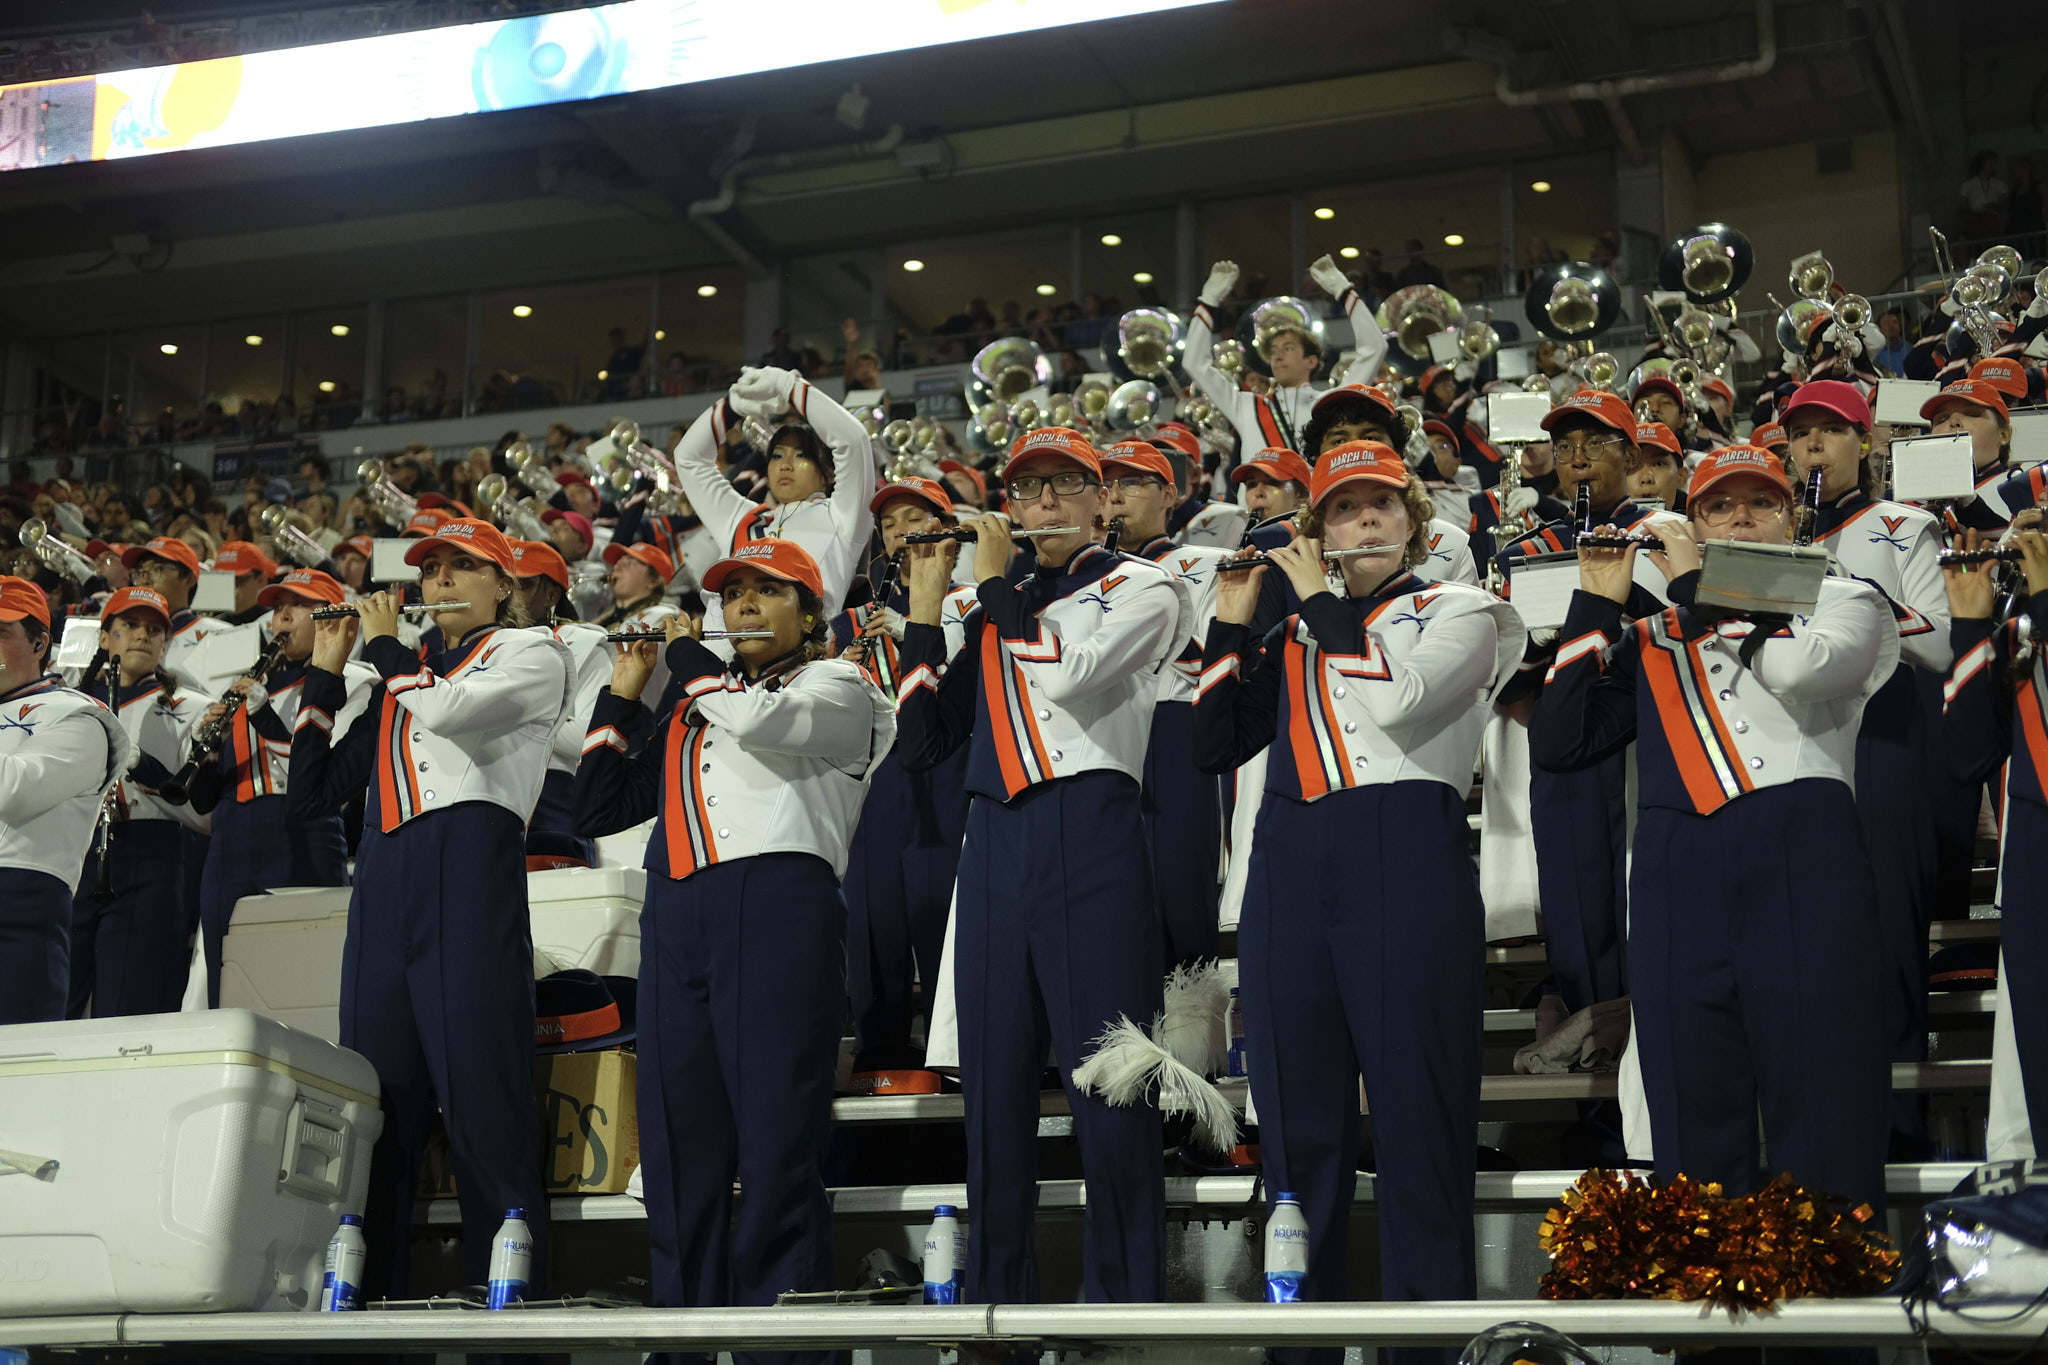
[871,606,906,642]
[1501,486,1540,521]
[1823,321,1861,358]
[1941,294,1961,318]
[2029,292,2048,320]
[1452,358,1478,384]
[730,366,794,419]
[1199,261,1240,308]
[1308,254,1351,301]
[1859,323,1887,358]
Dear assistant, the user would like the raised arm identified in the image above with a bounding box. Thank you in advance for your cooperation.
[1308,254,1386,387]
[669,401,760,549]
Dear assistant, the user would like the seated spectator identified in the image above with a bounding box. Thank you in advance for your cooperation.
[604,327,646,399]
[759,327,801,369]
[1961,150,2009,238]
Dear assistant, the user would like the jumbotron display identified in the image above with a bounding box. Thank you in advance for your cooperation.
[0,0,1218,173]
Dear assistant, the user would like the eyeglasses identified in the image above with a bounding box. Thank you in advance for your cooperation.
[1006,472,1097,500]
[1695,492,1791,523]
[1104,475,1167,495]
[1553,435,1627,461]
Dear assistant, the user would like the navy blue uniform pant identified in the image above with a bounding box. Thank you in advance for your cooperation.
[844,751,963,1060]
[1241,783,1482,1365]
[70,820,188,1018]
[1854,667,1937,1140]
[2002,796,2048,1141]
[0,867,74,1025]
[528,768,596,866]
[1630,781,1887,1215]
[341,802,548,1302]
[955,772,1165,1305]
[1529,756,1630,1012]
[200,793,347,1006]
[638,853,844,1365]
[1142,701,1222,968]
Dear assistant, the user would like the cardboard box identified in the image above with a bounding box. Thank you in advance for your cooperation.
[416,1048,639,1200]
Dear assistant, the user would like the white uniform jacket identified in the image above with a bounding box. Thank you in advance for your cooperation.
[0,675,126,889]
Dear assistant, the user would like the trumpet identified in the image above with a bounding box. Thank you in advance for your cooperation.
[18,518,100,584]
[586,419,640,469]
[1937,546,2023,567]
[356,458,420,525]
[1789,250,1834,301]
[309,601,472,621]
[1675,304,1718,351]
[1834,293,1872,334]
[903,526,1081,544]
[1580,351,1621,389]
[257,505,331,569]
[507,442,562,502]
[607,628,775,642]
[475,473,548,540]
[1457,308,1499,362]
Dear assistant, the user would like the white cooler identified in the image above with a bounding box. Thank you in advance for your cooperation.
[220,886,354,1044]
[0,1009,382,1315]
[529,865,645,978]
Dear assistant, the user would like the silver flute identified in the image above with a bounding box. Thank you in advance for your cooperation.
[606,628,777,642]
[310,601,471,620]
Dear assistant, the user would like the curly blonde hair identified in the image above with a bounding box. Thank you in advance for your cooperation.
[1297,471,1437,569]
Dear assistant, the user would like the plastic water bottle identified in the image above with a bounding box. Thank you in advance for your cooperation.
[486,1208,532,1309]
[1264,1194,1308,1303]
[319,1214,366,1311]
[921,1204,964,1304]
[1226,987,1247,1078]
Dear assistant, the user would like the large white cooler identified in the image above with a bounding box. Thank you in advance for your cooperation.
[528,865,645,978]
[0,1009,381,1315]
[220,886,354,1043]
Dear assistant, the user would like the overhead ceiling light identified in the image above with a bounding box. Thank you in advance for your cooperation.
[159,343,178,355]
[243,334,263,346]
[1530,179,1553,193]
[1035,283,1057,296]
[1339,246,1359,259]
[1132,271,1154,284]
[318,380,336,392]
[1313,206,1335,220]
[655,329,666,340]
[1443,233,1465,246]
[597,369,609,381]
[330,324,350,337]
[902,259,925,272]
[1100,233,1122,246]
[512,304,533,317]
[696,285,717,298]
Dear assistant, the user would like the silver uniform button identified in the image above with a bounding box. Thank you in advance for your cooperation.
[701,763,711,773]
[1037,709,1051,721]
[1748,756,1763,769]
[1353,756,1368,768]
[1709,665,1721,674]
[717,828,730,839]
[1049,749,1063,761]
[1343,722,1357,734]
[1733,720,1749,733]
[1718,689,1733,701]
[706,795,718,807]
[417,761,429,771]
[422,790,435,801]
[412,732,424,742]
[1332,686,1347,699]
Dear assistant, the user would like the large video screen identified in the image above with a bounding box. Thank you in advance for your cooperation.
[0,0,1218,173]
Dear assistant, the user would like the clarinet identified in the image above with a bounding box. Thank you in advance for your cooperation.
[158,635,290,806]
[1573,481,1593,538]
[95,668,121,897]
[1793,467,1824,548]
[1103,516,1125,554]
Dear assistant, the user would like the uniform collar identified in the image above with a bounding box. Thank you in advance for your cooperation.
[1352,568,1427,608]
[1166,493,1208,536]
[0,672,65,705]
[1134,533,1176,561]
[738,647,808,689]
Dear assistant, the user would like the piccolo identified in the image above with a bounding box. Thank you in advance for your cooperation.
[605,629,776,642]
[310,601,471,620]
[1937,547,2023,567]
[902,526,1081,544]
[1216,544,1401,571]
[1576,532,1667,550]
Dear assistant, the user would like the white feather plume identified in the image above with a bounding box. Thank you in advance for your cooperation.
[1155,959,1232,1077]
[1071,1013,1240,1153]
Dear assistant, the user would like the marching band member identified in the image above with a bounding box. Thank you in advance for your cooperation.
[212,541,280,624]
[1102,439,1231,967]
[1420,418,1480,526]
[70,587,207,1018]
[1782,380,1952,1149]
[1498,389,1666,1018]
[1193,442,1522,1363]
[670,365,877,618]
[287,519,572,1305]
[120,536,225,682]
[1532,446,1900,1215]
[1626,423,1689,512]
[1185,256,1388,455]
[331,535,373,596]
[596,541,679,631]
[830,478,974,1082]
[1924,380,2022,531]
[0,576,125,1025]
[1941,521,2048,1149]
[573,539,893,1361]
[1152,425,1248,549]
[511,538,610,868]
[894,427,1186,1306]
[1301,385,1478,586]
[185,568,362,1006]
